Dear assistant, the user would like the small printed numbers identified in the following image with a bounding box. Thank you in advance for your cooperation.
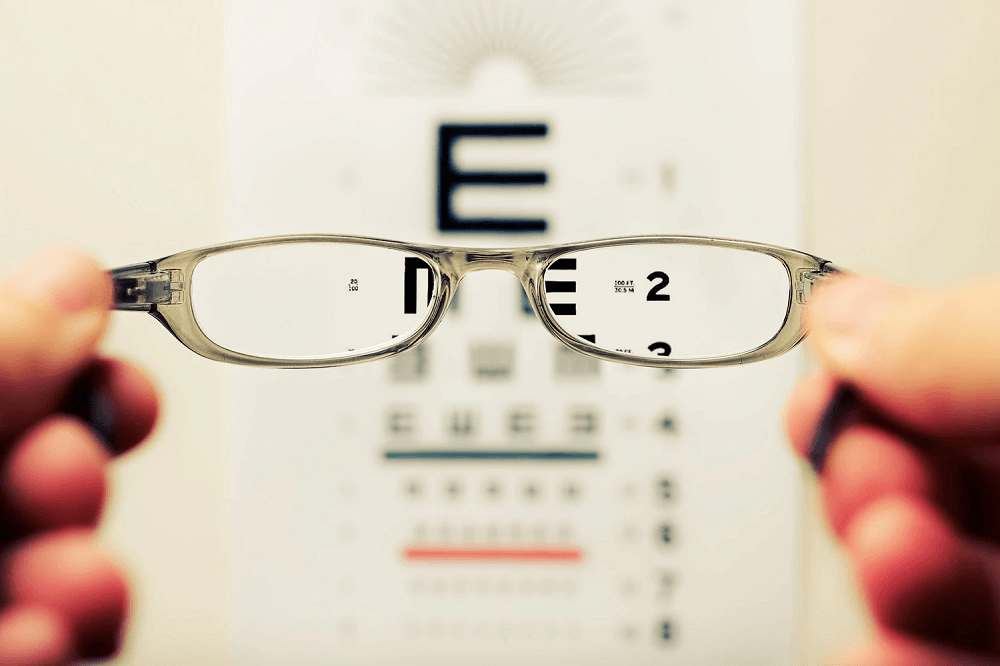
[657,477,674,502]
[659,620,674,643]
[659,524,673,545]
[348,278,359,292]
[614,279,635,294]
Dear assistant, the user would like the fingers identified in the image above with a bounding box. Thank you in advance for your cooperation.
[0,606,72,666]
[792,275,1000,660]
[788,380,1000,650]
[0,250,157,665]
[0,356,159,538]
[1,530,128,661]
[0,249,111,442]
[847,496,1000,652]
[0,417,109,537]
[787,371,1000,542]
[804,275,1000,439]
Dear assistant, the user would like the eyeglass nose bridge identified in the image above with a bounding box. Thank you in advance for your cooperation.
[436,248,539,281]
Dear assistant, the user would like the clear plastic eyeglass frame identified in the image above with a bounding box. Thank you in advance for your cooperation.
[111,235,841,369]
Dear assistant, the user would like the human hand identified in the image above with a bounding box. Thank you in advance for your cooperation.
[0,249,158,665]
[786,275,1000,665]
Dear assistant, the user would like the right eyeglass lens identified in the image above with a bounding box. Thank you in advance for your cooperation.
[542,243,791,361]
[190,242,437,360]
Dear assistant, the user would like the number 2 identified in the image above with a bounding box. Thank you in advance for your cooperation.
[646,271,670,301]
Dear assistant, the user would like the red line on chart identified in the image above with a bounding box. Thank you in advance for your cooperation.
[404,546,584,563]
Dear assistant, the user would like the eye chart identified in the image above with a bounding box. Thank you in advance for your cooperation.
[226,2,803,664]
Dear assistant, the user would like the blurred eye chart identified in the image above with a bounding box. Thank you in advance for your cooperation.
[226,1,803,664]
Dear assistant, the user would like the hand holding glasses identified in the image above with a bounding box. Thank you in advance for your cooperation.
[110,235,841,369]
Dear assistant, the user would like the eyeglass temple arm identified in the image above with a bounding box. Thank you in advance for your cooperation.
[110,262,184,312]
[794,260,844,305]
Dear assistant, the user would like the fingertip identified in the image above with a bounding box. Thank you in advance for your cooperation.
[846,495,958,604]
[821,425,935,537]
[802,275,901,374]
[3,529,130,660]
[3,248,111,315]
[1,416,109,532]
[0,605,73,666]
[805,274,1000,438]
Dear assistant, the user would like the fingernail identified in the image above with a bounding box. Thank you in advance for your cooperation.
[807,384,863,473]
[808,277,893,369]
[8,250,104,313]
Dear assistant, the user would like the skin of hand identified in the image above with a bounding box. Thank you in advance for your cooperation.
[0,249,158,665]
[785,274,1000,666]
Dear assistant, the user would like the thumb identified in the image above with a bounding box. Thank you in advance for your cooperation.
[0,248,111,441]
[805,274,1000,439]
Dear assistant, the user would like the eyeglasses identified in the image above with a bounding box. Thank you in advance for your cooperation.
[111,235,841,369]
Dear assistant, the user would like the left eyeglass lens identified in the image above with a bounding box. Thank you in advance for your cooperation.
[190,242,437,359]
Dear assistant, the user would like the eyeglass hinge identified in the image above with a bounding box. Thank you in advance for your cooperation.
[111,263,184,311]
[795,262,842,305]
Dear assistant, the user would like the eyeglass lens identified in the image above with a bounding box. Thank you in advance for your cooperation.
[189,241,791,362]
[543,244,791,360]
[190,243,437,359]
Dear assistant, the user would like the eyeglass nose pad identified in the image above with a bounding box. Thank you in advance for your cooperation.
[444,278,462,314]
[518,283,535,317]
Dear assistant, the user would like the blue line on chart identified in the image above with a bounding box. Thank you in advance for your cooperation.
[383,450,599,461]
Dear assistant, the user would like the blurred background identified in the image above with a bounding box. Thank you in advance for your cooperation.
[1,1,998,664]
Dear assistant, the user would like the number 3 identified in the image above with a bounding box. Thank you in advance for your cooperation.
[646,271,670,301]
[648,342,671,356]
